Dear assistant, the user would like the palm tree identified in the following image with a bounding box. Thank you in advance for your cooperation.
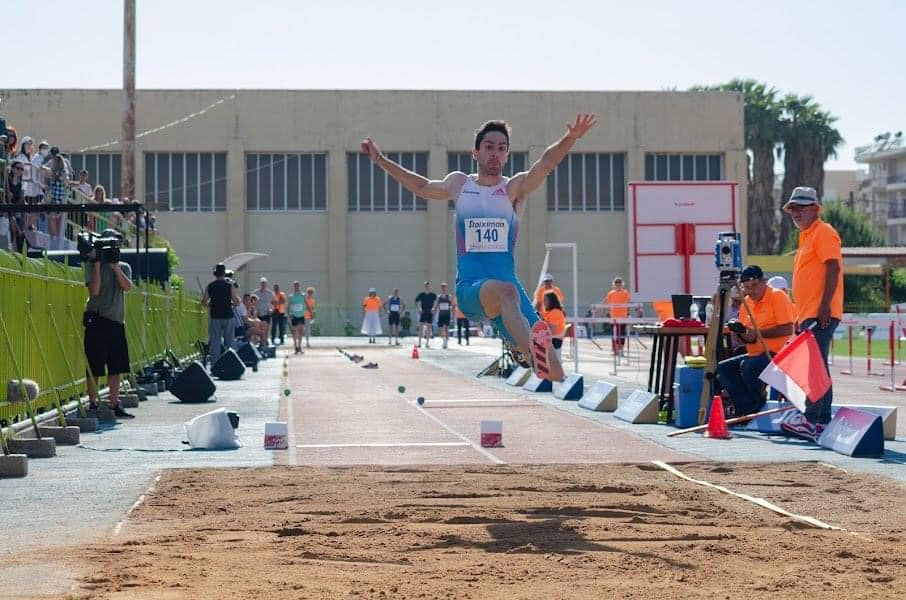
[778,95,844,249]
[692,80,781,254]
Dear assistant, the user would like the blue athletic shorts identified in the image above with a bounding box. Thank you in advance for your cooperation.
[455,277,538,344]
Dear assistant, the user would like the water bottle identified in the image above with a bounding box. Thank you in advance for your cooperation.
[690,303,700,322]
[705,301,713,325]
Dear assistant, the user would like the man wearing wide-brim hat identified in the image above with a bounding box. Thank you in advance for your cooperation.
[779,186,843,441]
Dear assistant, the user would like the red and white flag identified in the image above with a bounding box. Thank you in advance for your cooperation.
[758,330,831,412]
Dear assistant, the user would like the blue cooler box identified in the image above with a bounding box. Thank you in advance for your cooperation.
[674,365,705,428]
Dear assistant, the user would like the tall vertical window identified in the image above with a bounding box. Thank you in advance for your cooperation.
[143,152,227,212]
[245,153,328,211]
[347,152,428,211]
[546,153,626,211]
[68,153,121,199]
[644,153,724,181]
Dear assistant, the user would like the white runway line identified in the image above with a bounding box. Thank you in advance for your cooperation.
[414,403,507,465]
[296,442,471,448]
[412,398,529,404]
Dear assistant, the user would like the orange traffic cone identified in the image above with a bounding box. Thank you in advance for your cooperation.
[704,395,732,439]
[411,345,420,359]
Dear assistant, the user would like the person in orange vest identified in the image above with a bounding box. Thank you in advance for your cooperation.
[270,283,288,347]
[534,273,564,318]
[604,277,631,355]
[542,292,568,361]
[361,288,384,344]
[303,286,316,348]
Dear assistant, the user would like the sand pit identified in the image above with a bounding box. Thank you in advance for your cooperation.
[67,462,906,599]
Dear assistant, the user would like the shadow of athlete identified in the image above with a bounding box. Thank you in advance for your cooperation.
[362,113,597,381]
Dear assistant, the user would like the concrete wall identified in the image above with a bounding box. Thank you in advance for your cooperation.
[2,89,746,325]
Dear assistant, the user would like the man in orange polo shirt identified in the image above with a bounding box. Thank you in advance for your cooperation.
[780,186,843,440]
[716,265,795,416]
[604,277,631,355]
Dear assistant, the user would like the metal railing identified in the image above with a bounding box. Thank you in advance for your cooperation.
[0,250,205,424]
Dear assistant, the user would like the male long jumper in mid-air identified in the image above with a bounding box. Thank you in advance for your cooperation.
[361,113,597,381]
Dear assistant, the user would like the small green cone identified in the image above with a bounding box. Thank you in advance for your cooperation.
[283,388,291,397]
[398,385,406,394]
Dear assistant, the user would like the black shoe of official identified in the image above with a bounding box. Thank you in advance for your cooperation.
[111,405,135,419]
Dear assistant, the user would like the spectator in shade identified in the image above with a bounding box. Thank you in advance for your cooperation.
[5,161,26,251]
[4,127,17,158]
[13,136,33,171]
[46,149,68,249]
[74,169,93,201]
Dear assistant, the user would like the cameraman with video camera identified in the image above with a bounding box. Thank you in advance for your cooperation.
[81,228,134,418]
[716,265,794,417]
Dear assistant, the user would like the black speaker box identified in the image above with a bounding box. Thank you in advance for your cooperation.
[236,342,262,367]
[211,349,246,381]
[170,361,216,403]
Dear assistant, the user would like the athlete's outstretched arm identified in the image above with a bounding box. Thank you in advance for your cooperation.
[509,114,597,203]
[362,137,465,201]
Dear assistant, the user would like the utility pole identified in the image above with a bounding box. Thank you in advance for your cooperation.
[122,0,136,201]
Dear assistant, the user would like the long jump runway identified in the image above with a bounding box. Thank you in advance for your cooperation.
[279,345,695,466]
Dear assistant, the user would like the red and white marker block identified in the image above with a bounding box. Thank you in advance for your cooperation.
[480,420,503,448]
[264,422,288,449]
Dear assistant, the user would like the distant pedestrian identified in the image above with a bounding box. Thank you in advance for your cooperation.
[384,287,404,346]
[202,263,240,363]
[361,287,383,343]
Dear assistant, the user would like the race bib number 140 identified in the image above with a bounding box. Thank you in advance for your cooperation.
[466,218,508,253]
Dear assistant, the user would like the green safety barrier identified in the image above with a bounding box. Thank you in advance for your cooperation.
[0,250,205,425]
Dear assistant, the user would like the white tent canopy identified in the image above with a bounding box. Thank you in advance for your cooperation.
[220,252,268,273]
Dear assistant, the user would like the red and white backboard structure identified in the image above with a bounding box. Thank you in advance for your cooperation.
[627,182,738,301]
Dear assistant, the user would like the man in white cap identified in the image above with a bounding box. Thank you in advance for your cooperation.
[780,186,843,441]
[768,275,795,315]
[534,273,564,318]
[251,277,275,349]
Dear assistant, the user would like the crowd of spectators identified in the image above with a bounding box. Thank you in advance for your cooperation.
[1,116,158,253]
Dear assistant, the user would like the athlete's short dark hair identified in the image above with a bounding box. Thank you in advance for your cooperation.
[474,120,511,150]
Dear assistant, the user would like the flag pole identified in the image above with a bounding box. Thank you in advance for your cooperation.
[667,404,797,437]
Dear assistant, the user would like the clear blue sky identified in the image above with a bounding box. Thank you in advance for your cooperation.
[6,0,904,170]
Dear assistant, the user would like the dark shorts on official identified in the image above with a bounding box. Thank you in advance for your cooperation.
[419,310,433,324]
[84,313,130,377]
[437,312,451,327]
[291,316,305,326]
[388,312,400,326]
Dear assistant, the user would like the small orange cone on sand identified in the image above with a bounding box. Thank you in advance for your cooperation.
[704,395,732,439]
[411,345,420,359]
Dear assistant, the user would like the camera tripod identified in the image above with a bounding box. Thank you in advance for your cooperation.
[697,271,739,422]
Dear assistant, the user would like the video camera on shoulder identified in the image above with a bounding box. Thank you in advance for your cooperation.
[77,228,123,263]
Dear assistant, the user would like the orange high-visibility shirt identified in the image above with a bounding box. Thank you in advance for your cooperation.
[739,287,795,356]
[605,288,631,318]
[363,296,382,311]
[544,308,567,338]
[791,219,843,322]
[536,285,564,319]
